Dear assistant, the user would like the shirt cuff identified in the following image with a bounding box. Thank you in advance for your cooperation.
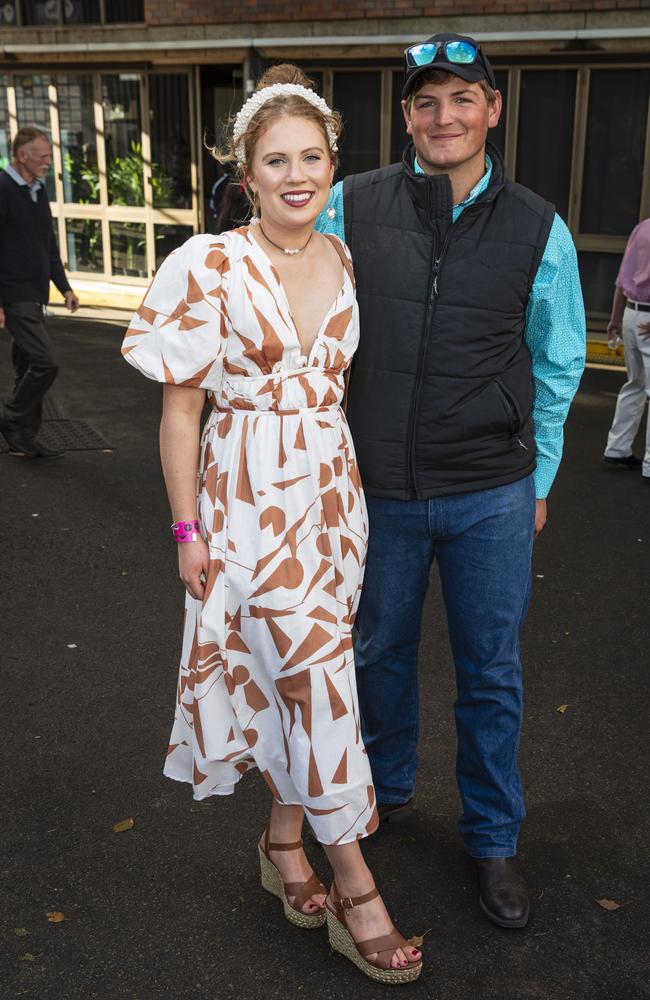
[533,456,558,499]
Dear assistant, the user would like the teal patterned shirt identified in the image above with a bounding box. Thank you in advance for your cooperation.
[317,159,586,499]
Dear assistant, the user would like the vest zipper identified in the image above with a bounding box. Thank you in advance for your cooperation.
[407,224,454,498]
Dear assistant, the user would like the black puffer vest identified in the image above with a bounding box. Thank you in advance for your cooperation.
[343,142,554,500]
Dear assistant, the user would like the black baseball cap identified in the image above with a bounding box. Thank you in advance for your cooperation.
[402,32,496,101]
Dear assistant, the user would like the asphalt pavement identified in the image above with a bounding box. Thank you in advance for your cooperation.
[1,310,648,1000]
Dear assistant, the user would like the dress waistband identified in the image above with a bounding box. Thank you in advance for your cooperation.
[211,401,340,416]
[211,365,346,414]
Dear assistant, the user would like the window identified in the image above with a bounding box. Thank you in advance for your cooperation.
[58,75,99,203]
[580,69,650,236]
[490,70,508,158]
[14,74,55,199]
[0,77,10,170]
[578,251,622,315]
[0,2,17,25]
[105,0,143,22]
[22,1,63,24]
[102,74,144,207]
[66,218,103,273]
[110,221,146,278]
[390,71,406,165]
[18,0,142,23]
[516,70,576,221]
[333,72,382,177]
[149,75,192,210]
[155,224,194,270]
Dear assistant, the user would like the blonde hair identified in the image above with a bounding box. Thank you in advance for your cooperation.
[404,69,497,113]
[210,64,342,214]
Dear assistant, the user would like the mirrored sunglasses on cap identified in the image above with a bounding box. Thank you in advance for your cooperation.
[405,39,481,68]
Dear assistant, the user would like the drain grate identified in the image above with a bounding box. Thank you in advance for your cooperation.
[0,418,112,453]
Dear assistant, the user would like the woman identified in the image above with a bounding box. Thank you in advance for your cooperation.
[121,64,422,984]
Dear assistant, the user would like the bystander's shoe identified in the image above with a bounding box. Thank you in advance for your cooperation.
[377,798,415,823]
[30,439,63,459]
[473,856,530,929]
[0,419,39,458]
[604,454,642,468]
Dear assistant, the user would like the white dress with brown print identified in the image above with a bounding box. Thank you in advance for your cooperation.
[122,227,378,845]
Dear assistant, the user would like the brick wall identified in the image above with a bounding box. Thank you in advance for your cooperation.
[145,0,646,26]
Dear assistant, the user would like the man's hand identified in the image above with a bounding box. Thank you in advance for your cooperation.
[534,499,547,538]
[638,320,650,339]
[178,536,210,601]
[0,307,4,329]
[64,290,80,313]
[607,320,622,349]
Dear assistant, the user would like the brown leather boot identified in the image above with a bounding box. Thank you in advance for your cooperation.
[474,856,530,928]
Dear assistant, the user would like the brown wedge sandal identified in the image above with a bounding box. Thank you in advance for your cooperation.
[258,827,327,929]
[326,883,423,985]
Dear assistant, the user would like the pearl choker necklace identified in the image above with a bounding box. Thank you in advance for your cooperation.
[258,224,313,256]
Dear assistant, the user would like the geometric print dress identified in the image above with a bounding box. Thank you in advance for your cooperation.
[122,227,379,844]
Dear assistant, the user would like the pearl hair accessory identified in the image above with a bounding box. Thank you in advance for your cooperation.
[233,83,338,163]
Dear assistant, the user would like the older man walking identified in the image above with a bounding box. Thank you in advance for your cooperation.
[0,126,79,458]
[603,218,650,481]
[317,33,585,927]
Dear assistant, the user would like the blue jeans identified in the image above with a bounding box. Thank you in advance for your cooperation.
[354,475,536,858]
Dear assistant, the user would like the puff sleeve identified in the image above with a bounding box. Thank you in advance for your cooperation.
[121,234,229,391]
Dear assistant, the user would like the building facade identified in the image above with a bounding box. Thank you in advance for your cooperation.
[1,0,649,322]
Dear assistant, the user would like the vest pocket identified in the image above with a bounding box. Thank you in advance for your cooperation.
[494,377,522,433]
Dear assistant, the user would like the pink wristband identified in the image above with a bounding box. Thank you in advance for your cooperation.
[171,519,201,543]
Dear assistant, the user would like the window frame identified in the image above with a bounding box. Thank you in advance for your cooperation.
[10,0,145,26]
[5,67,197,284]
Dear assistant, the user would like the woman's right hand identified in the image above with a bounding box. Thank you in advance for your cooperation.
[178,537,210,601]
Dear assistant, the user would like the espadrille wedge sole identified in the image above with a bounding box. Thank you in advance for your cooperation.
[258,828,327,929]
[325,885,423,985]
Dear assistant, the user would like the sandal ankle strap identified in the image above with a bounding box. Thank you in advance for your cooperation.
[263,825,303,854]
[328,882,379,920]
[339,887,380,910]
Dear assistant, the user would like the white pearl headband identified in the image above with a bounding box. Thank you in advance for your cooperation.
[233,83,338,163]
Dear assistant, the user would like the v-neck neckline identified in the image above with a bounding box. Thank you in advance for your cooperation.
[246,227,347,364]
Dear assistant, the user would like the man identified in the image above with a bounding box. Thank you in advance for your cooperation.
[603,218,650,482]
[317,33,585,927]
[0,127,79,458]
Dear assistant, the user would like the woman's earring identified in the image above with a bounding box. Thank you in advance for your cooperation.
[326,205,336,220]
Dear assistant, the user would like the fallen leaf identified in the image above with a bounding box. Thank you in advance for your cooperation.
[112,817,135,833]
[120,568,128,576]
[556,704,569,714]
[67,643,77,649]
[46,911,65,923]
[407,928,432,947]
[19,953,37,961]
[14,928,28,937]
[596,898,621,911]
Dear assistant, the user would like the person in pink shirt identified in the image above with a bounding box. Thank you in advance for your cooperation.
[603,218,650,482]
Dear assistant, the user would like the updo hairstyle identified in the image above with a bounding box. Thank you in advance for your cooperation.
[211,64,342,214]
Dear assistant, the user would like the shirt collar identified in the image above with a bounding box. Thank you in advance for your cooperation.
[5,162,43,195]
[414,153,492,209]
